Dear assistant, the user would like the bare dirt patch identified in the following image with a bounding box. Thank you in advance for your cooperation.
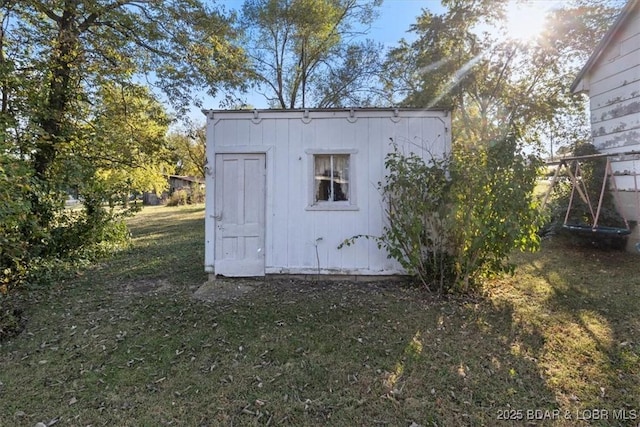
[192,277,422,306]
[193,279,258,302]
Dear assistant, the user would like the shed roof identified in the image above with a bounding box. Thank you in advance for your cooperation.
[570,0,640,94]
[168,175,204,184]
[201,107,449,122]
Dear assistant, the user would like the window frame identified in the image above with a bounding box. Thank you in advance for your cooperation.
[306,149,358,211]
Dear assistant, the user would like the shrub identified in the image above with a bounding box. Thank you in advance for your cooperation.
[372,145,456,293]
[449,135,543,292]
[0,150,35,340]
[190,183,205,204]
[341,135,544,294]
[167,189,188,206]
[0,156,34,296]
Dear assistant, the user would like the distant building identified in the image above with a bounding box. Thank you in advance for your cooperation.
[142,175,205,205]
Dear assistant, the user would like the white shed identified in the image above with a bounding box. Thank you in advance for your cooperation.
[202,108,451,277]
[571,0,640,245]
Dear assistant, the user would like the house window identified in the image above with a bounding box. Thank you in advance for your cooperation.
[306,150,358,211]
[314,154,349,202]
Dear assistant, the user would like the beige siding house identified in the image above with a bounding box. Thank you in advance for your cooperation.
[571,0,640,247]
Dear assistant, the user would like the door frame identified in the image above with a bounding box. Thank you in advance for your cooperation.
[209,146,273,277]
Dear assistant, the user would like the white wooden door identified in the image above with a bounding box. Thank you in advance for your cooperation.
[214,153,266,276]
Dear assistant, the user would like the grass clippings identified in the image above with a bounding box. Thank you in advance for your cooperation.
[1,204,639,426]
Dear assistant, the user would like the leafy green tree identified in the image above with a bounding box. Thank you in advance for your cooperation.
[0,0,247,307]
[167,124,207,179]
[0,0,245,214]
[76,82,172,209]
[382,0,623,148]
[240,0,383,108]
[6,0,245,180]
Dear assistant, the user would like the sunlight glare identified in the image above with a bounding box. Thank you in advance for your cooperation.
[504,1,551,42]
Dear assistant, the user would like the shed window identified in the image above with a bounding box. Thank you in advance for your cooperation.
[314,154,349,202]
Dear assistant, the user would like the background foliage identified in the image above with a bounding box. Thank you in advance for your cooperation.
[239,0,383,108]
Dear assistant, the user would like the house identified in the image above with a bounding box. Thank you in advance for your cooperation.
[202,108,451,277]
[142,175,205,205]
[571,0,640,248]
[168,175,205,194]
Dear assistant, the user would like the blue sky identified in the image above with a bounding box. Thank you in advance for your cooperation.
[370,0,445,46]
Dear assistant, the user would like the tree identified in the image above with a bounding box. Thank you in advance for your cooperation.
[0,0,246,219]
[382,0,624,148]
[0,0,247,298]
[372,0,626,291]
[73,82,173,210]
[240,0,383,108]
[167,124,207,179]
[4,0,245,182]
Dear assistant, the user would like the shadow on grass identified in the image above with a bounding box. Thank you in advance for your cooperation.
[499,238,640,420]
[367,296,556,426]
[145,281,559,426]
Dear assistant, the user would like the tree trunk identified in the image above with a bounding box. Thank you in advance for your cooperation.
[34,6,78,180]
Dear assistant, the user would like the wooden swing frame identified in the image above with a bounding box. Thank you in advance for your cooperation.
[542,152,639,237]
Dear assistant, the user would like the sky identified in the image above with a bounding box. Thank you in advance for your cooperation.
[192,0,559,121]
[365,0,445,46]
[192,0,444,119]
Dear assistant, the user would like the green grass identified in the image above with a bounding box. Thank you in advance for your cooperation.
[1,204,639,426]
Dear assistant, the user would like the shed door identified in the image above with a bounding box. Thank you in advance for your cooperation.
[214,153,266,276]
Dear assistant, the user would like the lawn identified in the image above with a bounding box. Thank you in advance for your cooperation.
[1,205,639,426]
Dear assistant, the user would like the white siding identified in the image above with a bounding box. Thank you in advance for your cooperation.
[203,109,451,276]
[574,2,640,248]
[584,9,640,155]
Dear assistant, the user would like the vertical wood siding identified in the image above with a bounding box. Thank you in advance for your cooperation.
[204,110,451,275]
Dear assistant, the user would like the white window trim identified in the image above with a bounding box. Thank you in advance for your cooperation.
[305,149,358,211]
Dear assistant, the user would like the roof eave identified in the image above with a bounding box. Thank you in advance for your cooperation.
[570,0,640,94]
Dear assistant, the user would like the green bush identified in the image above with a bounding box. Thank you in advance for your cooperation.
[449,135,543,292]
[0,156,34,296]
[341,135,544,294]
[190,183,205,204]
[0,151,34,339]
[342,145,457,293]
